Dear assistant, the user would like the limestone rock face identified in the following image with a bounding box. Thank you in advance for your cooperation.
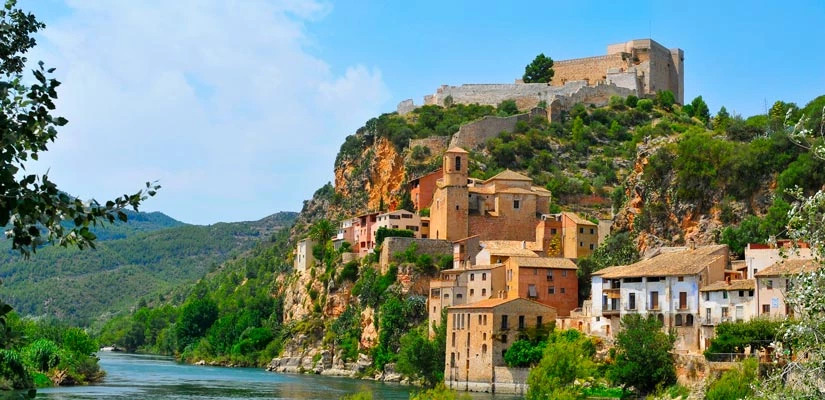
[360,307,378,350]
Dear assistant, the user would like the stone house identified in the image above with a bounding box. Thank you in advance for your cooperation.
[427,263,506,337]
[408,168,442,212]
[293,238,316,273]
[590,244,729,353]
[505,256,579,317]
[698,279,755,351]
[754,259,821,318]
[535,212,599,259]
[353,212,379,257]
[371,209,421,240]
[445,298,557,393]
[744,240,813,279]
[333,218,355,251]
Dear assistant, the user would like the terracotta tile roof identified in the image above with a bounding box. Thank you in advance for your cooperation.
[481,240,539,257]
[754,259,822,277]
[485,169,533,182]
[700,279,755,292]
[509,256,578,270]
[562,212,597,226]
[408,168,443,182]
[468,186,495,195]
[448,297,556,310]
[594,245,728,279]
[446,146,468,154]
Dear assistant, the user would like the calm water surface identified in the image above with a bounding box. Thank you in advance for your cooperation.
[35,352,521,400]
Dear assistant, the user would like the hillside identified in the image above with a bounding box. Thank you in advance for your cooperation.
[95,93,825,381]
[0,211,297,325]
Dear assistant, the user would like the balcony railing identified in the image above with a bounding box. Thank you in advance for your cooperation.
[701,316,733,326]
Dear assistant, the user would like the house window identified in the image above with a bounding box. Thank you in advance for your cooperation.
[501,315,509,330]
[628,293,636,310]
[675,314,683,326]
[590,228,595,234]
[723,291,728,299]
[551,228,557,235]
[478,315,482,325]
[528,284,537,298]
[548,286,555,294]
[703,292,709,301]
[679,292,687,310]
[562,270,567,277]
[481,344,487,356]
[546,270,553,281]
[501,335,508,344]
[767,280,773,290]
[705,307,712,323]
[739,290,745,297]
[533,268,538,275]
[452,332,456,346]
[470,289,475,296]
[518,315,525,329]
[678,276,684,282]
[470,273,475,281]
[483,315,487,325]
[722,307,729,320]
[482,288,487,297]
[589,243,595,250]
[514,199,520,209]
[561,287,566,294]
[748,290,754,296]
[508,269,513,281]
[482,273,487,281]
[455,156,461,171]
[686,314,694,326]
[579,241,584,247]
[537,316,543,328]
[650,291,659,310]
[456,294,463,299]
[762,304,770,314]
[579,228,584,234]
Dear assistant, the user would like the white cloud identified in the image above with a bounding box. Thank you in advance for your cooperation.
[28,0,389,224]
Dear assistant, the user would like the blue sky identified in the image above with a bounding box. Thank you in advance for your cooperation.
[22,0,825,224]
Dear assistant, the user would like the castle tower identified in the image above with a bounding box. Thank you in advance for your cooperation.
[430,147,469,241]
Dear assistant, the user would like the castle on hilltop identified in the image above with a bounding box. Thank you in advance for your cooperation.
[398,38,684,114]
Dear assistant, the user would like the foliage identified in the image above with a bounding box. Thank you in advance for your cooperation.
[409,384,471,400]
[329,305,362,362]
[504,339,546,367]
[608,314,676,394]
[351,265,397,308]
[522,53,554,83]
[375,226,415,246]
[577,232,639,304]
[656,90,676,110]
[1,212,295,324]
[175,298,219,352]
[705,319,781,356]
[0,0,158,256]
[526,329,595,400]
[705,357,758,400]
[496,100,519,116]
[638,99,654,112]
[397,313,445,387]
[685,95,710,123]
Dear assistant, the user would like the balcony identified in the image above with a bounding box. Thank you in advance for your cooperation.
[701,316,732,326]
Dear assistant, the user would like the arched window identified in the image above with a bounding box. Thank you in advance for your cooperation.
[482,344,488,355]
[675,314,683,326]
[686,314,694,326]
[657,314,664,324]
[455,156,462,171]
[482,273,487,281]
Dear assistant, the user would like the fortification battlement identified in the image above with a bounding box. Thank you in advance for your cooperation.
[398,38,683,115]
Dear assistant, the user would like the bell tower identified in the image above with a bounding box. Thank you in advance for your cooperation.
[431,147,469,241]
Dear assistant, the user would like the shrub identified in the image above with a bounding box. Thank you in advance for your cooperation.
[608,314,676,394]
[705,358,758,400]
[608,95,625,110]
[496,100,519,116]
[338,260,359,284]
[656,90,676,110]
[625,95,638,108]
[637,99,654,112]
[504,339,546,367]
[23,339,61,372]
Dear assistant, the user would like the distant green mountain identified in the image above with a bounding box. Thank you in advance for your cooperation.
[0,211,297,325]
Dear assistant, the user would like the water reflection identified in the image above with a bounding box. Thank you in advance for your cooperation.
[34,353,519,400]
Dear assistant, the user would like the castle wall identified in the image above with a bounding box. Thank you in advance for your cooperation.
[380,237,452,273]
[450,114,528,150]
[409,136,450,155]
[551,53,628,87]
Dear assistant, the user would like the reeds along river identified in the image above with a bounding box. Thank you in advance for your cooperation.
[27,352,520,399]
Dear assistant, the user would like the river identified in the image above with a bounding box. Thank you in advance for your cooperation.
[33,352,522,399]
